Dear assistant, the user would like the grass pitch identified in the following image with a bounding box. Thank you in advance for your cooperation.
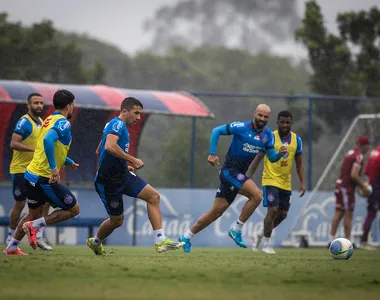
[0,245,379,300]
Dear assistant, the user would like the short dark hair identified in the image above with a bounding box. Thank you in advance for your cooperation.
[27,93,42,103]
[121,97,143,111]
[277,110,293,120]
[53,89,75,109]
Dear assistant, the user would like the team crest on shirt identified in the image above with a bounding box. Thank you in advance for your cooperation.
[64,195,73,205]
[110,201,120,208]
[58,120,70,131]
[267,194,275,202]
[112,120,123,132]
[237,173,245,181]
[254,135,260,140]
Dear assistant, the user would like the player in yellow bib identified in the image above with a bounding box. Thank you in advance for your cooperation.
[3,90,80,255]
[6,93,52,250]
[247,110,305,254]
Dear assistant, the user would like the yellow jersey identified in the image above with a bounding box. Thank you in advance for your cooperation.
[262,130,302,191]
[10,114,43,174]
[26,112,72,180]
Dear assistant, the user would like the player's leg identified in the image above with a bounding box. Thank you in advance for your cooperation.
[361,195,377,250]
[179,197,230,252]
[7,174,27,243]
[136,184,185,253]
[3,192,45,255]
[22,180,79,249]
[342,189,355,244]
[329,187,345,246]
[87,182,123,255]
[272,189,291,230]
[36,203,53,251]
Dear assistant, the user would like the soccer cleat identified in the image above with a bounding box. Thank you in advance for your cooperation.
[86,238,106,256]
[155,237,184,253]
[178,235,191,253]
[228,229,247,248]
[22,221,38,250]
[361,242,377,251]
[251,232,263,252]
[262,246,276,254]
[37,238,53,251]
[2,248,28,256]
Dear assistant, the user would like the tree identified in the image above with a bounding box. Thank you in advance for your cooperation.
[144,0,300,53]
[0,13,106,84]
[295,1,380,133]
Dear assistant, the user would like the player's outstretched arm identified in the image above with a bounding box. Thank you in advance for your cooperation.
[295,155,305,197]
[105,134,144,169]
[64,157,79,172]
[350,163,367,190]
[246,151,265,178]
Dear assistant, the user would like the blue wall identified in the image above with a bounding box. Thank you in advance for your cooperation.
[0,187,378,247]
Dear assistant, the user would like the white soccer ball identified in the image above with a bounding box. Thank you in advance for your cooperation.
[329,238,354,260]
[357,184,373,197]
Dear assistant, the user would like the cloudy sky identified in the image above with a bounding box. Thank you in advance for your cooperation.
[1,0,379,57]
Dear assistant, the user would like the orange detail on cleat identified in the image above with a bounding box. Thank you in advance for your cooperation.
[22,221,38,250]
[3,248,28,255]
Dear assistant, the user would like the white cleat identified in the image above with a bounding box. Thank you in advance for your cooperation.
[37,238,53,251]
[262,247,276,254]
[251,232,263,252]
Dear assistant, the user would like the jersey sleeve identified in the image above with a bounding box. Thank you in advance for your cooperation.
[52,119,71,138]
[107,120,124,137]
[296,135,303,156]
[265,130,275,150]
[226,121,247,135]
[13,117,33,140]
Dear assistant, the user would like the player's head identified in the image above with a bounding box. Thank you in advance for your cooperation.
[120,97,143,126]
[356,136,371,154]
[253,104,271,129]
[27,93,43,117]
[53,89,75,120]
[277,110,293,136]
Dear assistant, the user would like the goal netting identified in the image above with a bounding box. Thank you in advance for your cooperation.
[284,113,380,247]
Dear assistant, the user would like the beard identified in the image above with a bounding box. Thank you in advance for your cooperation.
[31,108,42,117]
[67,113,72,120]
[254,119,267,129]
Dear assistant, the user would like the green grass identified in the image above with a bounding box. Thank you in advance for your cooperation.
[0,246,379,300]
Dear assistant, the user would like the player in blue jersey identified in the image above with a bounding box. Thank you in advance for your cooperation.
[87,97,184,255]
[178,104,288,252]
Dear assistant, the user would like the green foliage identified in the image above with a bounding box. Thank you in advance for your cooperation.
[296,1,380,134]
[0,13,105,84]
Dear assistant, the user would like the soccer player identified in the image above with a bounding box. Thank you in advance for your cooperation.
[360,145,380,250]
[249,110,305,254]
[3,89,80,255]
[178,104,287,253]
[6,93,52,251]
[328,136,371,247]
[86,97,184,255]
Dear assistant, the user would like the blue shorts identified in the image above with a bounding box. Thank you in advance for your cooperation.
[11,173,27,201]
[215,168,249,204]
[24,177,77,210]
[263,186,292,211]
[95,172,147,216]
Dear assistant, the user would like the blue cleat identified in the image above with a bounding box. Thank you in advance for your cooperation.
[178,235,192,253]
[228,229,247,248]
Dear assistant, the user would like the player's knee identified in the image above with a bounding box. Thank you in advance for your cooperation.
[69,203,80,217]
[148,191,160,206]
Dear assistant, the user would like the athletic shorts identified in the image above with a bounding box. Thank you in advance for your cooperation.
[215,168,250,204]
[335,183,355,212]
[25,177,77,210]
[263,185,292,211]
[11,173,27,201]
[95,172,147,216]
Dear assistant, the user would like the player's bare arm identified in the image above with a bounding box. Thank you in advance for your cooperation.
[105,134,144,169]
[295,155,306,197]
[350,163,367,190]
[246,151,265,178]
[10,133,34,152]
